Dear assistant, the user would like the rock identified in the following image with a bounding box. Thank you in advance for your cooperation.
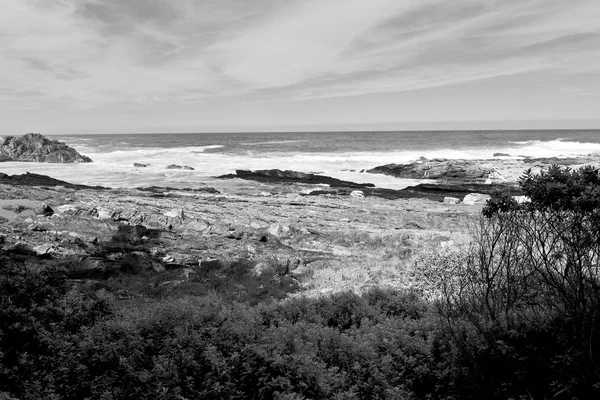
[5,242,36,256]
[393,183,522,202]
[0,172,104,190]
[522,157,584,165]
[367,159,493,183]
[2,204,27,213]
[0,216,8,224]
[34,202,54,216]
[267,223,291,238]
[250,220,268,230]
[166,164,195,170]
[513,195,531,204]
[0,235,5,245]
[252,262,276,277]
[493,153,511,157]
[259,191,272,197]
[350,190,364,198]
[33,244,54,256]
[134,163,149,167]
[220,169,375,189]
[443,197,460,204]
[112,224,156,243]
[339,218,350,223]
[164,209,185,219]
[0,133,92,163]
[463,193,491,205]
[55,204,80,215]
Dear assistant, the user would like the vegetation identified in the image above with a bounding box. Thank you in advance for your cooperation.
[1,165,600,399]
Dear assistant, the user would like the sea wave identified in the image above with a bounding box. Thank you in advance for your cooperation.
[240,140,309,146]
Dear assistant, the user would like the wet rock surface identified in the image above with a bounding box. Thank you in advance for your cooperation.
[0,133,92,163]
[219,169,376,188]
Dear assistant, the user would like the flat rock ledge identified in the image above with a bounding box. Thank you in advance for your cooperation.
[218,169,376,189]
[366,156,600,184]
[0,133,92,163]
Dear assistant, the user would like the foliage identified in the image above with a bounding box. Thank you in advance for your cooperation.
[434,165,600,398]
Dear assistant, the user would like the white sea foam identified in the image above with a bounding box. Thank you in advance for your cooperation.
[240,139,309,146]
[3,138,600,191]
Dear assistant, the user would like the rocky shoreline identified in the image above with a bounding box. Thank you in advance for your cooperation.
[0,170,481,296]
[2,133,600,296]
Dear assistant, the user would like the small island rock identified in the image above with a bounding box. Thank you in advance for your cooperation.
[166,164,195,170]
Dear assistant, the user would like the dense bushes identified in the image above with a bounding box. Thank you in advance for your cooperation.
[435,165,600,398]
[0,267,440,400]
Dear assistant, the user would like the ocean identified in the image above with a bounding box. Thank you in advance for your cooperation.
[2,130,600,192]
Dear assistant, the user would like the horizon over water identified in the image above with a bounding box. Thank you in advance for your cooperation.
[1,129,600,191]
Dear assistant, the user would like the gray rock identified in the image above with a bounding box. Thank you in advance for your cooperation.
[252,262,276,277]
[350,190,364,198]
[134,163,149,167]
[443,197,460,204]
[33,244,55,256]
[367,159,493,183]
[462,193,491,205]
[34,203,54,216]
[0,133,92,163]
[166,164,195,170]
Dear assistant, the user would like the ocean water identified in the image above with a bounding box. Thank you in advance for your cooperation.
[1,130,599,191]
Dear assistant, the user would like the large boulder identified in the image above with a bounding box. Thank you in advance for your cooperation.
[463,193,491,205]
[0,133,92,163]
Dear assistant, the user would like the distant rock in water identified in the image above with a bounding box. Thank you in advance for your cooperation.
[219,169,375,189]
[0,133,92,163]
[166,164,195,170]
[522,156,585,165]
[134,162,150,167]
[366,159,492,184]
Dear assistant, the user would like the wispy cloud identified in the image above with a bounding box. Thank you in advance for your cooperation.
[1,0,599,130]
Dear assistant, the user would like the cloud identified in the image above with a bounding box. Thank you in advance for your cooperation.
[0,0,599,115]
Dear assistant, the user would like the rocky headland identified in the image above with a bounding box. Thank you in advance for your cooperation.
[0,133,92,163]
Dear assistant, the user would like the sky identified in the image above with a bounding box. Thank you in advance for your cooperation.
[1,0,599,134]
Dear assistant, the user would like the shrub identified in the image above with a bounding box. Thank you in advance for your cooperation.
[433,165,600,398]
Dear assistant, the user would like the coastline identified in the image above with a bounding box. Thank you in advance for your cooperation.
[2,148,600,296]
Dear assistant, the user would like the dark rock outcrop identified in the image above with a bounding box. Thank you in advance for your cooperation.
[134,163,150,167]
[219,169,375,189]
[34,203,54,216]
[0,172,105,190]
[167,164,195,170]
[522,157,585,165]
[306,182,522,202]
[367,159,493,183]
[0,133,92,163]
